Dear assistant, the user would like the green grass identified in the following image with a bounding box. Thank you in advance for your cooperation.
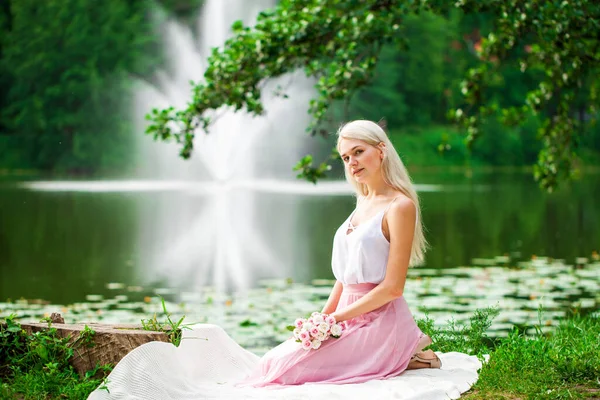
[417,307,600,400]
[417,306,501,357]
[0,298,190,400]
[140,295,195,347]
[0,315,111,399]
[464,313,600,399]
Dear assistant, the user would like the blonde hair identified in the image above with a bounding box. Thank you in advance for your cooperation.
[336,120,427,266]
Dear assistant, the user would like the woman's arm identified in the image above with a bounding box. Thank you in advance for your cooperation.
[330,198,416,323]
[321,280,343,314]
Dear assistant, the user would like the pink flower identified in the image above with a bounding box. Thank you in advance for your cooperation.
[310,327,319,337]
[294,318,304,328]
[299,331,309,341]
[325,316,336,325]
[301,339,312,350]
[308,318,314,325]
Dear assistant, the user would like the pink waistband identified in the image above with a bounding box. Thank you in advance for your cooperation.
[342,283,378,294]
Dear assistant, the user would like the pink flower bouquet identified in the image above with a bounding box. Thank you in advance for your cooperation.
[287,312,346,350]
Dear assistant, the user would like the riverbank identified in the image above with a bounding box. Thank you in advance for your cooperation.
[1,307,598,399]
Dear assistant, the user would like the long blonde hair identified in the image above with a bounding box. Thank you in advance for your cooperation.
[336,120,427,266]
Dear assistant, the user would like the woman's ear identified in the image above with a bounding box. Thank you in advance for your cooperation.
[378,142,386,159]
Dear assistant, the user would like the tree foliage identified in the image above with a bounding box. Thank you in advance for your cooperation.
[146,0,600,190]
[450,0,600,190]
[0,0,597,185]
[0,0,158,172]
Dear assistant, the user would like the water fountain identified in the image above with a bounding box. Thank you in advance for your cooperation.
[19,0,440,295]
[132,0,349,292]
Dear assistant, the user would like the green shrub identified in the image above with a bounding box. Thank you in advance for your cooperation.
[0,314,111,399]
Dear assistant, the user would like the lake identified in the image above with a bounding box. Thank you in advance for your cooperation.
[1,170,598,352]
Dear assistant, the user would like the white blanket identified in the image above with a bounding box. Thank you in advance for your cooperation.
[88,324,482,400]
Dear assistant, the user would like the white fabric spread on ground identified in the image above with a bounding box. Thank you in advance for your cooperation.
[88,324,482,400]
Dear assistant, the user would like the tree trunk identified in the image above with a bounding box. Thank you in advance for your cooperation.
[20,321,170,377]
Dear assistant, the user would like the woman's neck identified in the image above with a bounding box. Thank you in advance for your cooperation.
[364,174,395,199]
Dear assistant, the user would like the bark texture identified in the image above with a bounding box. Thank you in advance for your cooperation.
[20,320,170,377]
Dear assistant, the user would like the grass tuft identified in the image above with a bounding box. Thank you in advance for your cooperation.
[417,305,500,357]
[140,295,197,347]
[428,308,600,399]
[0,314,111,399]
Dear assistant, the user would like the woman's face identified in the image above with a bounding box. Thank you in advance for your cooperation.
[338,138,383,183]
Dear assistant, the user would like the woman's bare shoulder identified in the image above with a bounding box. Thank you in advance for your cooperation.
[387,195,416,221]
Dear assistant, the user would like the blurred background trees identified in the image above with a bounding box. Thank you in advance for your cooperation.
[0,0,160,173]
[1,0,598,184]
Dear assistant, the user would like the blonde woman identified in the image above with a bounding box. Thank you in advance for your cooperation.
[89,120,479,400]
[240,120,440,387]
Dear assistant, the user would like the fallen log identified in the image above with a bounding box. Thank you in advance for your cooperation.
[18,317,170,377]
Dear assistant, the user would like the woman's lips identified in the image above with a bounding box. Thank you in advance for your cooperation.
[353,168,364,176]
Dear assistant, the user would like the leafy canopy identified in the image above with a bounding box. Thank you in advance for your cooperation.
[146,0,600,191]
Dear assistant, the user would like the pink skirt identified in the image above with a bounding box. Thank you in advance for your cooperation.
[238,283,424,387]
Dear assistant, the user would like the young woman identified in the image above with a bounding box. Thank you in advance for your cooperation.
[89,120,457,400]
[239,119,440,387]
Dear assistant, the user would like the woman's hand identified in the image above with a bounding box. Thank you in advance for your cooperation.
[329,311,341,324]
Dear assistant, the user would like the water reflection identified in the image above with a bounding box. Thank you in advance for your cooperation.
[0,171,598,332]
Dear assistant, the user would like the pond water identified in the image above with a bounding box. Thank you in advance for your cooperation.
[1,170,598,353]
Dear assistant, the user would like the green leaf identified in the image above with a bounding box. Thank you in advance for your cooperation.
[232,20,244,32]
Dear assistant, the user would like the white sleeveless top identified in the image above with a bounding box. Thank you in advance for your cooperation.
[331,198,415,284]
